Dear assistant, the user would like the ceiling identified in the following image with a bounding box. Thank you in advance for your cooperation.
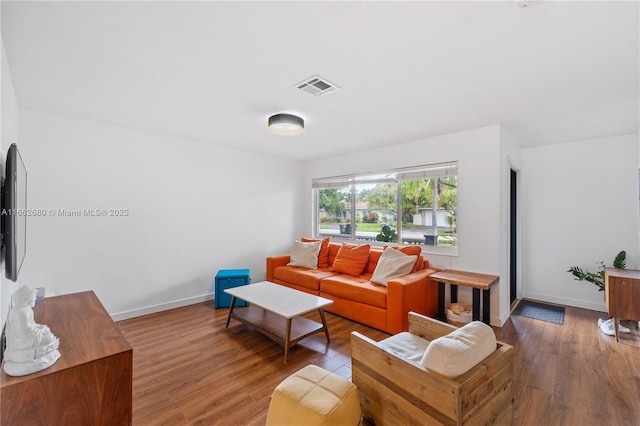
[2,1,638,161]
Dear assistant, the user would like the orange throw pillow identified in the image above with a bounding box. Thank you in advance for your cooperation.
[301,237,330,268]
[387,245,424,272]
[331,244,371,276]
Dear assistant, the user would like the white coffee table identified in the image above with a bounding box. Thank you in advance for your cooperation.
[224,281,333,363]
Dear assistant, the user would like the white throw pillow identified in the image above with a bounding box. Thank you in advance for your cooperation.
[287,240,322,269]
[371,248,418,286]
[420,321,497,378]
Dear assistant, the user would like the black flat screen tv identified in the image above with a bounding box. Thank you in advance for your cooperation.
[2,143,27,282]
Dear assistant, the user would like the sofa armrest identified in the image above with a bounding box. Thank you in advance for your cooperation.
[266,255,290,282]
[386,267,440,334]
[388,267,439,286]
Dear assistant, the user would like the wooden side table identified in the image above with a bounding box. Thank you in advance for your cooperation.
[604,268,640,342]
[430,269,499,325]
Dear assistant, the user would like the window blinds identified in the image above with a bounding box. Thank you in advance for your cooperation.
[312,161,458,188]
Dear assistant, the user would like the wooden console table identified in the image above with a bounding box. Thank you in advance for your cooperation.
[430,269,499,325]
[604,268,640,342]
[1,291,133,425]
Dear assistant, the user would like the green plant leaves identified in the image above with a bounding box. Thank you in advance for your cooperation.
[613,251,627,269]
[567,250,626,292]
[376,224,397,242]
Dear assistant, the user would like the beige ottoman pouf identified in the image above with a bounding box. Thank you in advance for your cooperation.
[266,364,361,426]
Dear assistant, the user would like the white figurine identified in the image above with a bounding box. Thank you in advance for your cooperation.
[3,286,60,376]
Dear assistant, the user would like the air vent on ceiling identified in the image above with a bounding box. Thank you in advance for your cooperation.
[295,75,339,97]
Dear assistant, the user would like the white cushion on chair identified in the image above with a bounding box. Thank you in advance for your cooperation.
[378,332,430,363]
[421,321,496,378]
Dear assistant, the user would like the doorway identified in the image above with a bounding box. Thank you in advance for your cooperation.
[510,168,518,306]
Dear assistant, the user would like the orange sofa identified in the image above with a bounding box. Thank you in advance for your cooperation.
[266,243,439,334]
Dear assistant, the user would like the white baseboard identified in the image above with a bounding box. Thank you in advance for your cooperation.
[110,293,214,322]
[519,291,606,313]
[498,310,512,327]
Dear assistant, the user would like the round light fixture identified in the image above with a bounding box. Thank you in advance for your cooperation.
[268,113,304,136]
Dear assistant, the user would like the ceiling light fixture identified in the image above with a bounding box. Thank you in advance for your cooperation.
[268,113,304,136]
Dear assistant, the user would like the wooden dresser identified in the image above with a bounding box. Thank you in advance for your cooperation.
[1,291,133,425]
[604,268,640,342]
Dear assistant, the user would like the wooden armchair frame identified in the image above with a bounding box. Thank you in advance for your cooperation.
[351,312,513,425]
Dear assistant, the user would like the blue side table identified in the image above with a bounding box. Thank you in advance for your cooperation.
[215,269,251,309]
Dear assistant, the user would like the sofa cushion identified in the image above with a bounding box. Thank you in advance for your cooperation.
[379,332,430,363]
[371,248,418,286]
[331,244,371,276]
[390,245,424,272]
[320,275,387,309]
[327,243,341,266]
[365,248,383,274]
[302,237,331,268]
[288,240,322,269]
[421,321,497,378]
[274,266,338,291]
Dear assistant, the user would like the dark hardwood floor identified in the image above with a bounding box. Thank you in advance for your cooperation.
[117,301,640,426]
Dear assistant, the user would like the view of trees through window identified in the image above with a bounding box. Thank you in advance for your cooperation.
[314,163,458,248]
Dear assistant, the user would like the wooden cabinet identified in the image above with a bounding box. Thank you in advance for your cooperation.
[604,268,640,342]
[1,291,132,425]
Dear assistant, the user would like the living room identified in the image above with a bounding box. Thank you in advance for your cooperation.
[0,1,638,424]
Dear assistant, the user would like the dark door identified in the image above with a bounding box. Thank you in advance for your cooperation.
[510,169,517,305]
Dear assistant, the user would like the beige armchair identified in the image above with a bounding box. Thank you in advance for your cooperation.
[351,312,513,426]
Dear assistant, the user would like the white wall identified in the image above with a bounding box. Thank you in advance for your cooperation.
[521,134,639,311]
[18,109,304,320]
[8,107,637,327]
[1,35,20,330]
[304,125,509,325]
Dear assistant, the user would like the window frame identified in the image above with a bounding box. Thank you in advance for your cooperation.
[313,162,458,255]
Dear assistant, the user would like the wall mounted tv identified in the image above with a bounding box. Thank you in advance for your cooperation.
[1,143,27,282]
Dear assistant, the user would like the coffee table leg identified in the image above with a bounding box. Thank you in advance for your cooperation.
[226,296,237,328]
[284,318,292,364]
[318,308,330,343]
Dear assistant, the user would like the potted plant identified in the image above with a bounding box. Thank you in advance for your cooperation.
[376,224,397,243]
[568,250,633,336]
[567,250,626,291]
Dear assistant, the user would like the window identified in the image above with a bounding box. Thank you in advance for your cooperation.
[313,162,457,251]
